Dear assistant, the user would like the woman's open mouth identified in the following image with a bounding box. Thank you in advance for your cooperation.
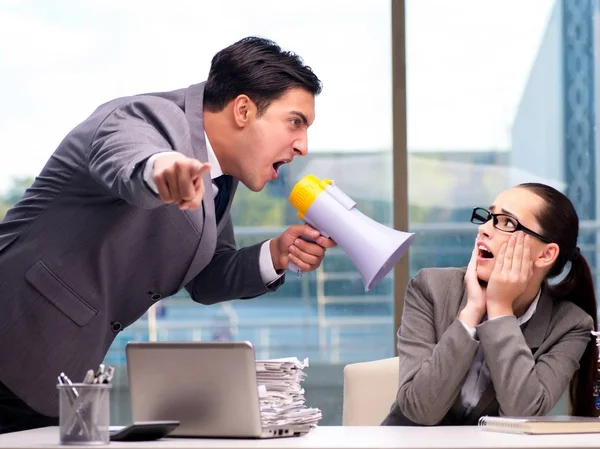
[478,245,494,260]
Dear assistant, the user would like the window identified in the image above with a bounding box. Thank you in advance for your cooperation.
[1,0,393,425]
[405,0,599,413]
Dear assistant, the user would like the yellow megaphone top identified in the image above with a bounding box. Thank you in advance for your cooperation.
[289,174,333,220]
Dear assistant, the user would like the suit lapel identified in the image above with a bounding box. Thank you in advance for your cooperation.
[464,286,553,421]
[521,285,553,352]
[445,273,479,422]
[182,82,215,218]
[452,268,469,325]
[178,82,218,290]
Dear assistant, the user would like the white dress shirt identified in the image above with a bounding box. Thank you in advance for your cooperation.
[458,290,541,415]
[141,135,283,286]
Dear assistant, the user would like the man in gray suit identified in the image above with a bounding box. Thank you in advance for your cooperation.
[0,36,335,433]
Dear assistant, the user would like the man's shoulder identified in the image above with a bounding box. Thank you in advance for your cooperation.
[93,84,195,117]
[83,90,191,136]
[97,93,180,114]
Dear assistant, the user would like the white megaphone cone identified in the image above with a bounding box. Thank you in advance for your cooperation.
[288,175,415,292]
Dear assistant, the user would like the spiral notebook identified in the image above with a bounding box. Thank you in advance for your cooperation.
[479,415,600,435]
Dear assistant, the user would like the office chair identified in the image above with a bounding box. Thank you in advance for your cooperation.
[342,357,399,426]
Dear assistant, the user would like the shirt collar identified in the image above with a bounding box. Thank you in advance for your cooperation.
[204,132,223,180]
[517,289,541,326]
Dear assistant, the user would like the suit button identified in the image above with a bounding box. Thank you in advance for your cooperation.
[149,292,162,301]
[111,321,123,333]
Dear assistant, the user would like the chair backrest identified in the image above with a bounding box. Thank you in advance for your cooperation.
[342,357,399,426]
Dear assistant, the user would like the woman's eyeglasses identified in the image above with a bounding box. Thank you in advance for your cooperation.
[470,207,552,243]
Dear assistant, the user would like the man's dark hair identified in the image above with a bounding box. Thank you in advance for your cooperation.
[203,36,322,116]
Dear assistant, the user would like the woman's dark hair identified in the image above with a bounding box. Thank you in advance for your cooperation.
[519,182,598,417]
[203,36,322,116]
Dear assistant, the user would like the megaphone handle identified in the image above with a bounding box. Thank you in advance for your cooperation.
[288,261,303,278]
[287,235,318,278]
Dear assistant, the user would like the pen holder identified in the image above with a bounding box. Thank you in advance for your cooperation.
[57,383,111,445]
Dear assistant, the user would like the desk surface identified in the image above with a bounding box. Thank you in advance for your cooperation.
[0,426,599,449]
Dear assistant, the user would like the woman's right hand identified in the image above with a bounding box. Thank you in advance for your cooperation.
[459,241,487,328]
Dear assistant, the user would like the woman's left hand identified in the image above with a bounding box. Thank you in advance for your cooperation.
[485,232,534,317]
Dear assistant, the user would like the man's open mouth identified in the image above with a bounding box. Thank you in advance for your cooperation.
[272,160,290,173]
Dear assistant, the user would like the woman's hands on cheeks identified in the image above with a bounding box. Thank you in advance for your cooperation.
[485,232,533,318]
[460,232,534,327]
[459,242,487,328]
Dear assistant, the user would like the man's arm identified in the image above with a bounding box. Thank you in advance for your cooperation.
[185,216,284,305]
[88,96,195,209]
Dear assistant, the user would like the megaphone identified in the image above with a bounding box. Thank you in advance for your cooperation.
[288,174,415,292]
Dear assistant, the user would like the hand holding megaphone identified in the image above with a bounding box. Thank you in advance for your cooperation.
[288,175,415,292]
[269,224,336,275]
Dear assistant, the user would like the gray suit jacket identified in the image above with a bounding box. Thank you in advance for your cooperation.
[0,83,284,416]
[381,267,593,426]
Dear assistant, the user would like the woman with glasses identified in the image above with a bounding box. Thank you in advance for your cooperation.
[382,183,598,426]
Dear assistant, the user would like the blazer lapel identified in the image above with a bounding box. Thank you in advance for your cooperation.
[445,274,481,422]
[453,269,469,325]
[464,286,553,421]
[182,82,215,217]
[178,82,218,290]
[521,286,553,352]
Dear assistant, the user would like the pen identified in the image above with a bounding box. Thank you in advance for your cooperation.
[93,364,105,384]
[59,373,94,440]
[103,366,115,384]
[60,373,79,399]
[82,369,95,385]
[91,364,113,437]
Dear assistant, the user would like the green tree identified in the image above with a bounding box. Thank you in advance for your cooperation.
[0,177,288,224]
[4,177,34,204]
[0,176,34,220]
[0,203,8,220]
[230,185,286,227]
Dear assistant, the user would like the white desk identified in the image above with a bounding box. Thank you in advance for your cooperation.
[0,426,599,449]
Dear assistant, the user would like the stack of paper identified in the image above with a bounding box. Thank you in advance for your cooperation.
[255,357,322,428]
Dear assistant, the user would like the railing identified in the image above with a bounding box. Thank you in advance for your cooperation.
[105,220,600,366]
[106,316,394,366]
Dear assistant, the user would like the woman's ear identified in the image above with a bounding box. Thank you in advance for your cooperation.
[534,242,560,269]
[232,94,257,128]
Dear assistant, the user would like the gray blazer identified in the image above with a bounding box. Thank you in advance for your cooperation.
[0,83,284,416]
[381,267,593,426]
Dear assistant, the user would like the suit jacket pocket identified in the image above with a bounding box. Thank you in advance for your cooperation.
[25,260,98,327]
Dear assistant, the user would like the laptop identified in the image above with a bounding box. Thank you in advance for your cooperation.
[125,341,310,439]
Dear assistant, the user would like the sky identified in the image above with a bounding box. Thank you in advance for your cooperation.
[0,0,555,193]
